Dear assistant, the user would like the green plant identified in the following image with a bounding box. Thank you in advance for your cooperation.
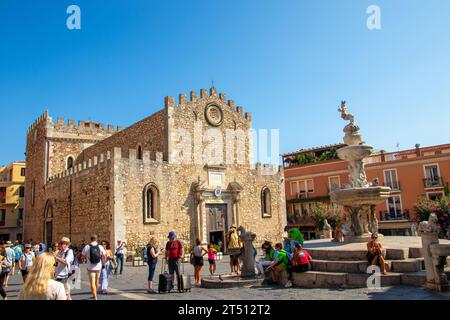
[296,152,315,165]
[310,203,344,230]
[135,245,144,258]
[212,244,221,252]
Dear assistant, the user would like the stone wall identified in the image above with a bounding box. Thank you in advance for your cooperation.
[24,112,49,242]
[78,110,165,163]
[45,151,113,245]
[24,87,287,249]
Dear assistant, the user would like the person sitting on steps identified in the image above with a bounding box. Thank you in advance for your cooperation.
[366,233,388,275]
[266,243,289,285]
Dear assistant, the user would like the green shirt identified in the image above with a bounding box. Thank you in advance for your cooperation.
[264,247,275,261]
[288,228,304,245]
[276,249,289,269]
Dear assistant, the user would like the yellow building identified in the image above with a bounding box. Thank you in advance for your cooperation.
[0,161,26,242]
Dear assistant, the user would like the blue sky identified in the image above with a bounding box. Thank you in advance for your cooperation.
[1,0,449,165]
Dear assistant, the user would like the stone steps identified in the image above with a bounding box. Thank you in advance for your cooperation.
[292,271,402,288]
[306,247,423,262]
[311,258,424,274]
[401,268,450,286]
[292,267,450,289]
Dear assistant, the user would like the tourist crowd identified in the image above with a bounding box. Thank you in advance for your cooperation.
[0,224,389,300]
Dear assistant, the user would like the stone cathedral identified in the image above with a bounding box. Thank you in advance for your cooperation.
[24,87,286,251]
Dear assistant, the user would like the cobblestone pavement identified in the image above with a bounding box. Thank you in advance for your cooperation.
[5,256,450,300]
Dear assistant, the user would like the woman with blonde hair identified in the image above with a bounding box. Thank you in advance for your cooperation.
[146,237,162,293]
[18,253,66,300]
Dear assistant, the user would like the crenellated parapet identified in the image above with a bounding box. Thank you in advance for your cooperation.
[254,162,284,176]
[27,111,49,135]
[46,147,166,185]
[164,86,252,123]
[50,116,122,136]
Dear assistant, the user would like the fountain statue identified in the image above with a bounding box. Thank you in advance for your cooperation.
[330,101,391,243]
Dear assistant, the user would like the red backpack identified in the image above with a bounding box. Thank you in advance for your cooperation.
[166,240,182,259]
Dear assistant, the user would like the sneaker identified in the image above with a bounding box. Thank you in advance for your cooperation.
[284,281,293,288]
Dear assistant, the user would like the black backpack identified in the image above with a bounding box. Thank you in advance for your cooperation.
[89,245,101,264]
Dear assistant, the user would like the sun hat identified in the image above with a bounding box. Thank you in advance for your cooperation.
[5,241,12,247]
[60,237,70,244]
[168,231,176,239]
[25,244,32,249]
[230,224,237,229]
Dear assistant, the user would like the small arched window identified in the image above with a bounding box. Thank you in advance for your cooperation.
[137,145,143,160]
[143,183,160,223]
[67,156,74,170]
[261,187,272,218]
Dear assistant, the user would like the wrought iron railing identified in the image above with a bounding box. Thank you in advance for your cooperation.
[380,210,410,221]
[423,177,443,188]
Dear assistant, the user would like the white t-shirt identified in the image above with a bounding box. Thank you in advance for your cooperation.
[82,242,106,271]
[55,248,74,278]
[20,252,35,271]
[18,279,66,300]
[4,247,15,267]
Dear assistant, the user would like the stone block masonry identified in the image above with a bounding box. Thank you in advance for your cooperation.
[24,87,286,251]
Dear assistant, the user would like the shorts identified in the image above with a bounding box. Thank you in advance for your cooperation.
[193,256,204,267]
[228,248,241,256]
[88,270,101,282]
[208,259,215,265]
[274,265,286,272]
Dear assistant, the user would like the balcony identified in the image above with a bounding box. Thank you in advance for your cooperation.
[423,177,444,188]
[383,181,400,191]
[380,210,410,221]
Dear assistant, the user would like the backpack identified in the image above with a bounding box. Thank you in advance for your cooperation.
[145,244,153,260]
[89,245,101,264]
[166,240,182,259]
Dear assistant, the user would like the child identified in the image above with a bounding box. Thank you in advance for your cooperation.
[207,243,217,275]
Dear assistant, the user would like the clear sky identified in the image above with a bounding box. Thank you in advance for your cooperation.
[1,0,449,165]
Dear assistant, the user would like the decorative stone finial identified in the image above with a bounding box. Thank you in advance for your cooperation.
[419,213,440,234]
[338,101,363,145]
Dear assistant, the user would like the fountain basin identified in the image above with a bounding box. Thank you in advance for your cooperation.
[201,274,262,289]
[337,144,373,161]
[330,186,391,207]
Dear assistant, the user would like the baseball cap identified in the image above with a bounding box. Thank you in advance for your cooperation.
[168,231,176,239]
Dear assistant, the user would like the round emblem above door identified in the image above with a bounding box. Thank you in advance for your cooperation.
[205,103,224,127]
[214,186,222,197]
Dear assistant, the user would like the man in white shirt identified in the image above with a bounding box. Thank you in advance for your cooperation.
[3,241,15,288]
[81,234,106,300]
[54,237,74,300]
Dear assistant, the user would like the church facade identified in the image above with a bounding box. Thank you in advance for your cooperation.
[24,87,286,251]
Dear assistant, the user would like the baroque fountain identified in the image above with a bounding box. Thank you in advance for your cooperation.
[330,101,391,243]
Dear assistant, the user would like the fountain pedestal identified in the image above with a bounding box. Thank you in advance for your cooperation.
[331,101,391,243]
[331,186,390,243]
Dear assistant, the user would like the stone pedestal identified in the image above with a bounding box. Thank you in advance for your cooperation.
[238,226,256,278]
[419,213,450,292]
[330,187,390,243]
